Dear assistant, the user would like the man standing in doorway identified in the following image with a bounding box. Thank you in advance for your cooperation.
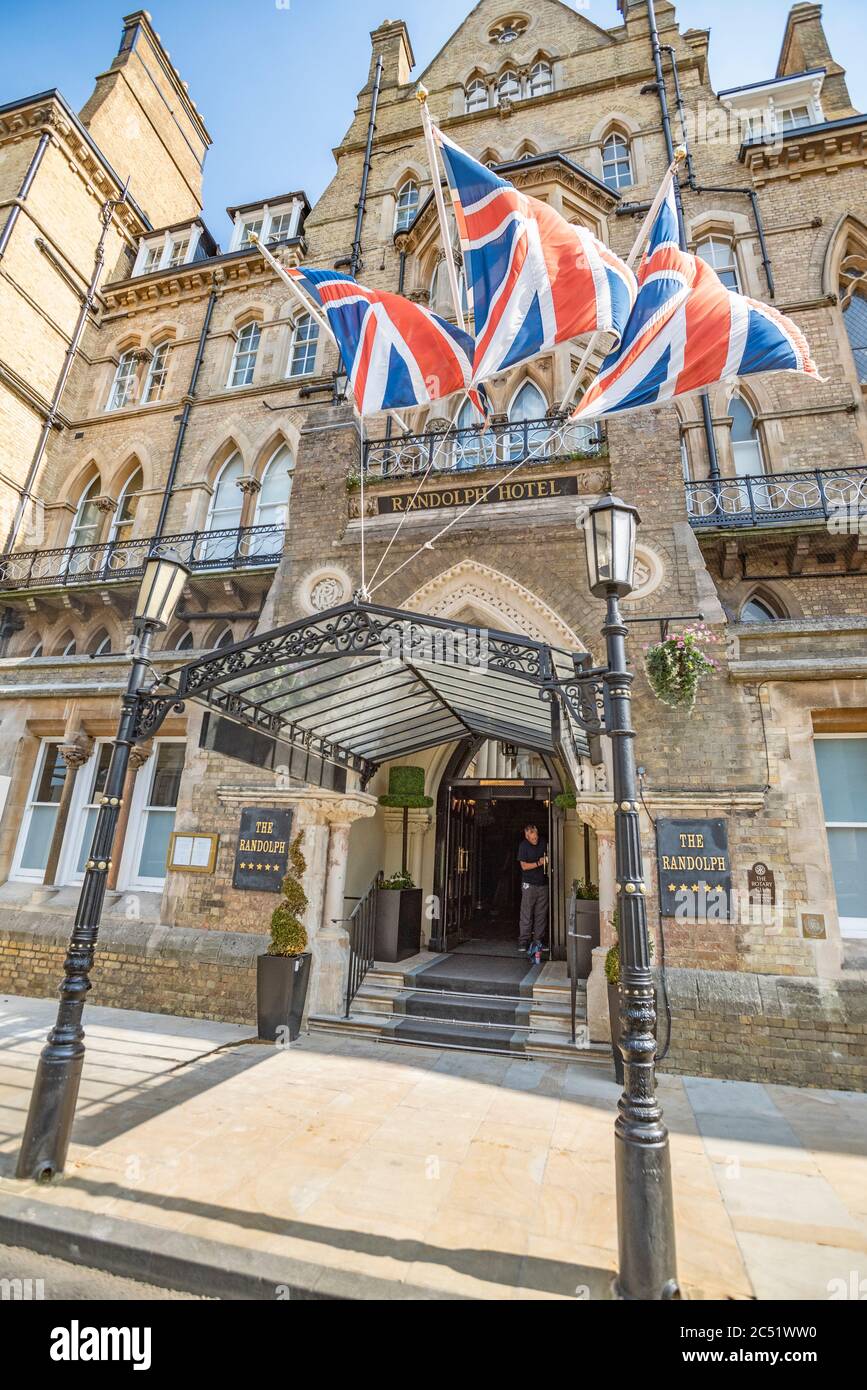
[518,822,548,964]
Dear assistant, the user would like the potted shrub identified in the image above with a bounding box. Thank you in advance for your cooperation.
[643,623,718,712]
[377,766,433,874]
[570,876,599,979]
[374,868,422,962]
[605,911,655,1085]
[257,831,312,1042]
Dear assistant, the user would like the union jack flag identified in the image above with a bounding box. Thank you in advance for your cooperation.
[288,267,487,419]
[573,173,820,419]
[432,127,637,381]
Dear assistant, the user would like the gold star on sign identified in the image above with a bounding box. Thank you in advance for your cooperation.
[256,863,263,871]
[690,883,699,893]
[680,884,689,893]
[667,884,677,892]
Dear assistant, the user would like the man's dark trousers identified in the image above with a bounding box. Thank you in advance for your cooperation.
[519,883,548,948]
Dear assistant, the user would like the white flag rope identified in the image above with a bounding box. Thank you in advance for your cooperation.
[416,85,467,333]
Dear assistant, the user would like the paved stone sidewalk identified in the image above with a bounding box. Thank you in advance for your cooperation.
[1,994,864,1300]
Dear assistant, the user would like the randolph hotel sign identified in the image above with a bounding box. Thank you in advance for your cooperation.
[376,474,580,514]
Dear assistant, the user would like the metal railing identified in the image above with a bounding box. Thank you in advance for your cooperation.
[0,523,286,591]
[344,870,382,1017]
[685,465,867,529]
[363,416,607,479]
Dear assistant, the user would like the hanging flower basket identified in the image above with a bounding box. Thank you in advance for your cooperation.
[643,623,718,712]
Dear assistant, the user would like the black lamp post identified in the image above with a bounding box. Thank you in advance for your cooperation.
[582,495,680,1301]
[16,550,190,1182]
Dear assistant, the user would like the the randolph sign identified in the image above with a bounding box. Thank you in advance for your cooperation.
[657,817,732,918]
[377,474,579,515]
[232,807,292,892]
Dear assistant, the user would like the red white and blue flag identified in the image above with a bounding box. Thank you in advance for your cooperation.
[573,174,820,419]
[288,266,487,418]
[431,126,637,381]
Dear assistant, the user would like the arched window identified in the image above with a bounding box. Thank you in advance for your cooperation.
[68,477,103,551]
[729,396,764,475]
[394,179,420,233]
[229,322,260,387]
[601,132,633,191]
[287,313,319,377]
[30,639,43,658]
[203,453,244,562]
[429,259,468,319]
[529,62,553,98]
[88,629,112,656]
[840,248,867,384]
[108,466,143,549]
[62,637,77,657]
[466,78,488,114]
[215,626,235,648]
[143,341,171,402]
[255,445,294,530]
[107,350,139,410]
[454,396,494,472]
[508,381,549,459]
[697,236,740,291]
[740,595,781,623]
[176,630,195,651]
[497,70,521,104]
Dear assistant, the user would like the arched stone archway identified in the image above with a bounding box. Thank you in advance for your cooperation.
[402,559,586,652]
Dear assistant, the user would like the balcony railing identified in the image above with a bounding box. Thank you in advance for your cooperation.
[0,524,286,592]
[363,416,606,479]
[686,465,867,529]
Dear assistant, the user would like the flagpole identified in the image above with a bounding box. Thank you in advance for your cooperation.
[248,232,411,436]
[557,152,685,413]
[416,86,467,333]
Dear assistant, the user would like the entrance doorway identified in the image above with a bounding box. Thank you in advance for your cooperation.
[434,739,568,959]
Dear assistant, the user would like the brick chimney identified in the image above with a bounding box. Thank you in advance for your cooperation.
[777,3,854,116]
[79,10,212,226]
[365,19,415,91]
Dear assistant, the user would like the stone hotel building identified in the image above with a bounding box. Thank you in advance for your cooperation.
[0,2,864,1087]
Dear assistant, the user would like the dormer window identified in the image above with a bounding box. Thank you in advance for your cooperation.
[777,104,812,131]
[142,245,162,274]
[229,198,305,253]
[267,211,295,245]
[166,236,189,267]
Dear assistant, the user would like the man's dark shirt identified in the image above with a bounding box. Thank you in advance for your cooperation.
[518,836,548,886]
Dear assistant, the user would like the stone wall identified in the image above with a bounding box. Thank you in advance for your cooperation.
[0,917,263,1025]
[657,966,867,1091]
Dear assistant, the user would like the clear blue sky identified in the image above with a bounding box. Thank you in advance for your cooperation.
[1,1,864,243]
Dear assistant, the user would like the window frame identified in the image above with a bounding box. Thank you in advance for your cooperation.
[601,131,633,191]
[697,235,740,292]
[287,312,319,378]
[228,321,261,388]
[528,61,553,99]
[143,341,171,402]
[465,78,489,114]
[9,739,67,883]
[394,179,420,234]
[107,350,139,411]
[814,733,867,939]
[119,738,187,892]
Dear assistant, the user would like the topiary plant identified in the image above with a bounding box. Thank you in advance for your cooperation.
[378,766,433,874]
[267,831,308,957]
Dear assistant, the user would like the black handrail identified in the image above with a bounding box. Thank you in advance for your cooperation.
[0,523,286,591]
[344,870,383,1017]
[685,464,867,529]
[363,416,607,478]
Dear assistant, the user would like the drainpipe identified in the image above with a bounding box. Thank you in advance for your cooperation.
[154,280,218,539]
[348,55,383,277]
[5,180,129,552]
[0,129,51,261]
[660,44,775,299]
[645,1,720,480]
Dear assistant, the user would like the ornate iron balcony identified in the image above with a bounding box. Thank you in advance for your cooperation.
[363,415,606,479]
[685,465,867,529]
[0,524,286,592]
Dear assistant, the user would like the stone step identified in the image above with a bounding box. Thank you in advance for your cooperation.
[308,1011,612,1067]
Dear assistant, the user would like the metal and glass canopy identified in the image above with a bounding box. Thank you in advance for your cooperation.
[158,601,597,787]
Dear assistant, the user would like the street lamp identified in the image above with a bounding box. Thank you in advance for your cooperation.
[583,495,680,1300]
[16,549,190,1182]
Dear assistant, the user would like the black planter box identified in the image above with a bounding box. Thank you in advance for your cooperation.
[374,887,422,962]
[257,952,312,1042]
[572,900,600,979]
